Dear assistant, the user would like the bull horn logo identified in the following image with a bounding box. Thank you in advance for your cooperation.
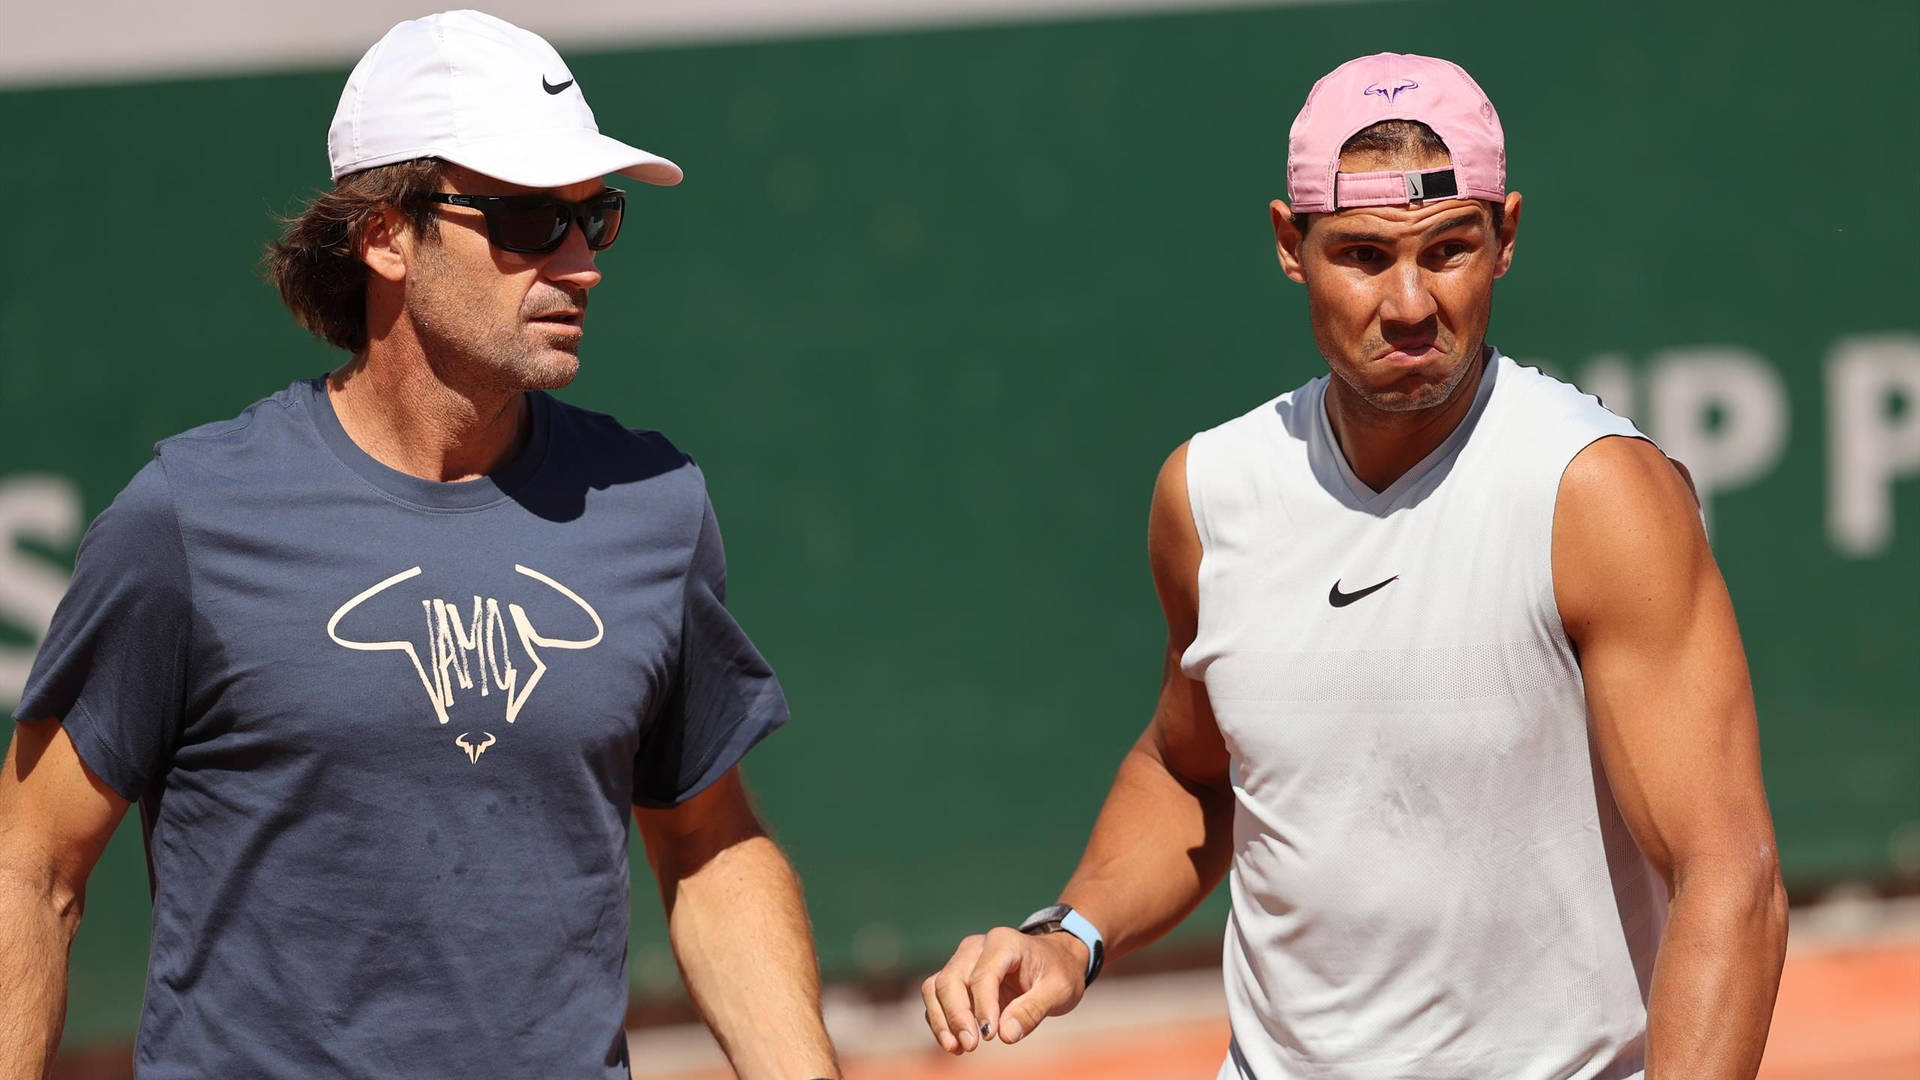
[1363,78,1419,103]
[455,732,497,764]
[326,564,605,763]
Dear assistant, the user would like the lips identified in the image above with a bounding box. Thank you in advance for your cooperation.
[1379,343,1440,364]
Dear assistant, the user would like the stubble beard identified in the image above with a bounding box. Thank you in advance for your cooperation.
[1340,342,1481,415]
[407,247,583,395]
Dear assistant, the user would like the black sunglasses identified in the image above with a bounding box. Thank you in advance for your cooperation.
[425,188,626,254]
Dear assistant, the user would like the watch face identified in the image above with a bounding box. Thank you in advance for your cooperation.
[1019,903,1071,933]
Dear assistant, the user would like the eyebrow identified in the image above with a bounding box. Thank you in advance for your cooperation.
[1321,210,1485,247]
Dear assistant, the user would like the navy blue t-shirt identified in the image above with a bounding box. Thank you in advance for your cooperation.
[14,379,787,1078]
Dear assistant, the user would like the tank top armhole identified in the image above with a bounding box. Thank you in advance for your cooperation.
[1540,429,1655,657]
[1179,429,1220,681]
[1481,361,1652,658]
[1182,430,1218,558]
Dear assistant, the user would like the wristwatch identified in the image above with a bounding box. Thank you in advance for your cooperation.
[1018,903,1105,986]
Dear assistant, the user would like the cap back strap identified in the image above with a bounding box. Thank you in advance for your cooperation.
[1332,166,1459,208]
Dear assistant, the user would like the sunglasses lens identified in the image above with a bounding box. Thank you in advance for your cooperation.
[492,204,570,253]
[582,195,624,250]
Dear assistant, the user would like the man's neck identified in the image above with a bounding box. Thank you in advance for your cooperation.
[326,352,529,483]
[1324,347,1490,493]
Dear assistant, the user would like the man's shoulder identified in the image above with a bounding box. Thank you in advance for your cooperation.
[94,456,181,538]
[542,394,691,469]
[1476,352,1647,469]
[537,393,709,517]
[150,380,316,471]
[1186,374,1326,476]
[1487,353,1635,429]
[1182,374,1320,441]
[1552,432,1710,638]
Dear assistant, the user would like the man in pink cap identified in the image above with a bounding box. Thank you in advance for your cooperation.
[0,11,837,1079]
[923,53,1786,1078]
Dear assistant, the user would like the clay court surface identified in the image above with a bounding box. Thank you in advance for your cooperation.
[638,927,1920,1080]
[46,901,1920,1079]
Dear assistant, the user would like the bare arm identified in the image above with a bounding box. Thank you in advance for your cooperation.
[1059,442,1233,961]
[0,720,130,1080]
[922,443,1234,1052]
[1554,436,1788,1079]
[634,767,837,1080]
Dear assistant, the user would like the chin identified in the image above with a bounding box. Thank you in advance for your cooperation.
[514,352,580,391]
[1358,387,1448,413]
[1348,369,1460,413]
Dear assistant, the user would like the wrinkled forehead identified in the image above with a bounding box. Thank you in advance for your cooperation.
[1311,196,1496,244]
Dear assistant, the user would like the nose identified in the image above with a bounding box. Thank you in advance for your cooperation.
[1377,260,1438,329]
[542,220,603,291]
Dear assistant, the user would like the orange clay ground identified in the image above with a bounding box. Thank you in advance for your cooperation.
[47,918,1920,1080]
[652,938,1920,1080]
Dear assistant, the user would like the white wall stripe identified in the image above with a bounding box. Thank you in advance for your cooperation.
[0,0,1378,89]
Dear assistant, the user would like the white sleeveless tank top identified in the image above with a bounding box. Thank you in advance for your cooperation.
[1183,352,1665,1080]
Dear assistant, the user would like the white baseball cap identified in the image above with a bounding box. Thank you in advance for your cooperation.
[326,9,682,188]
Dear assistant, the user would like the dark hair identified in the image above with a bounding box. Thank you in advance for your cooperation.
[1297,119,1504,235]
[263,158,448,352]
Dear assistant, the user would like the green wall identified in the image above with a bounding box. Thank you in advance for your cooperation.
[2,0,1916,1045]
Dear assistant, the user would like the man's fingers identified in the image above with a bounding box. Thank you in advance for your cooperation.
[931,938,986,1052]
[995,933,1086,1045]
[966,930,1026,1038]
[919,974,958,1054]
[935,970,981,1051]
[997,978,1071,1045]
[924,930,1088,1051]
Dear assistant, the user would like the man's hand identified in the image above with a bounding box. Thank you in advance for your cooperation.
[922,926,1089,1053]
[920,442,1234,1056]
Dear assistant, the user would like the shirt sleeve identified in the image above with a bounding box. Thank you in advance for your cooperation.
[632,494,788,808]
[13,459,192,802]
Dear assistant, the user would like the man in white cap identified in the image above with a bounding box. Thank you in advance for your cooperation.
[0,11,838,1079]
[923,53,1787,1078]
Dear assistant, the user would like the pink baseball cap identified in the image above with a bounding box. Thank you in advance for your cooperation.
[1287,52,1505,213]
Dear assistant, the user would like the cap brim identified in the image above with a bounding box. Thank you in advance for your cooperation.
[439,130,683,189]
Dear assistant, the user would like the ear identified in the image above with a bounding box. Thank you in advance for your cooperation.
[357,204,415,284]
[1491,191,1522,279]
[1270,199,1307,284]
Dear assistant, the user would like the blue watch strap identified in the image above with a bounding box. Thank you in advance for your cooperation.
[1018,903,1107,986]
[1059,909,1105,985]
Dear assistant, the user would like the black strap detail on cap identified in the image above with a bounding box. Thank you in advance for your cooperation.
[1407,168,1458,201]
